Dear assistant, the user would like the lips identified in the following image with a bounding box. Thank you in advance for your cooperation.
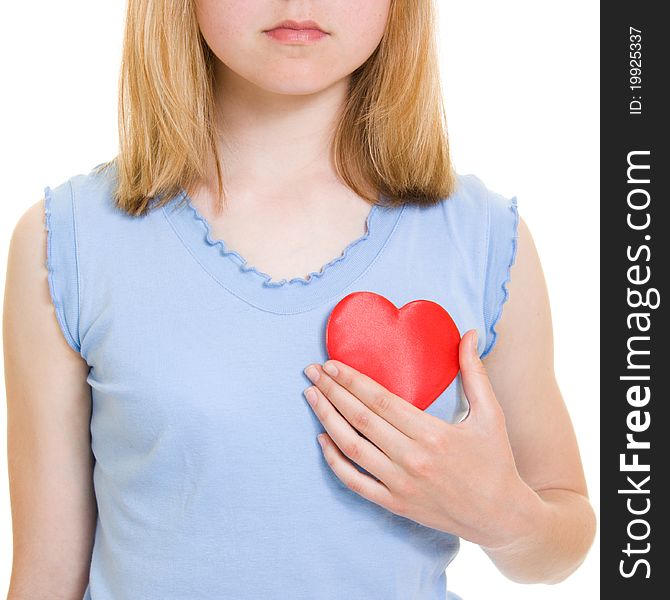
[264,19,327,34]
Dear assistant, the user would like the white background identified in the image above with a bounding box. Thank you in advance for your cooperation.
[0,1,599,598]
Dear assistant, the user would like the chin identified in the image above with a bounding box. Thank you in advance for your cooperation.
[252,72,339,96]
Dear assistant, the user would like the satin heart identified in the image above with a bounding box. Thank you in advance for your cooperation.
[325,291,461,411]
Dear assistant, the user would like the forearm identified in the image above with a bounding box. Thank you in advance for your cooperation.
[481,485,597,584]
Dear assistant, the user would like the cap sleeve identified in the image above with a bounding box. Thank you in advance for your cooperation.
[480,190,519,359]
[43,180,81,353]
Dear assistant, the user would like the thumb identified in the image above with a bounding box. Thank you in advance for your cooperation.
[458,329,498,424]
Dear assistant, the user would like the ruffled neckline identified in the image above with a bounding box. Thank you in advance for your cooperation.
[180,189,380,288]
[162,187,406,314]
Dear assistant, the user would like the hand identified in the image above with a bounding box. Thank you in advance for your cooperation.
[302,329,545,549]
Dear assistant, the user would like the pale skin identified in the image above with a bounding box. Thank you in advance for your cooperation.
[3,0,595,596]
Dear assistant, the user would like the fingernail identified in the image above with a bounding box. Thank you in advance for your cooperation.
[304,387,318,407]
[317,434,326,448]
[304,365,320,382]
[323,361,338,377]
[471,330,479,357]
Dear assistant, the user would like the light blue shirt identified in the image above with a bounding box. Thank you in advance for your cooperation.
[44,160,518,599]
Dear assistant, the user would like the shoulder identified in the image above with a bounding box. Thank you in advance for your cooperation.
[406,173,517,240]
[10,197,45,249]
[454,173,518,239]
[42,160,155,259]
[7,200,47,298]
[423,171,520,270]
[48,160,121,222]
[443,173,515,212]
[6,161,120,356]
[5,194,82,358]
[444,174,545,363]
[441,173,521,358]
[483,209,548,366]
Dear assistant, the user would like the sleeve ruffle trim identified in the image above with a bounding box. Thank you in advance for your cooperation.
[44,185,82,354]
[480,196,519,359]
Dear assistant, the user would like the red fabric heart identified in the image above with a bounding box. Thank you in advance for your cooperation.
[325,291,461,411]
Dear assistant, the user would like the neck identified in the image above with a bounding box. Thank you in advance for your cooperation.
[209,60,351,203]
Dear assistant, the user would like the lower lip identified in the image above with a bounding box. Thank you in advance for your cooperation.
[264,28,328,43]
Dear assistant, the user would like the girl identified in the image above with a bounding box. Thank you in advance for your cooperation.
[4,1,596,598]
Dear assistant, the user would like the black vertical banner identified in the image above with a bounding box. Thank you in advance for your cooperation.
[601,3,668,596]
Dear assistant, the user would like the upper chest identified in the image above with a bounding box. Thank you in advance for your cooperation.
[189,191,377,284]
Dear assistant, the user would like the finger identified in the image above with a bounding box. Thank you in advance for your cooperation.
[458,329,499,424]
[304,384,400,486]
[316,359,442,441]
[317,433,399,513]
[304,363,414,461]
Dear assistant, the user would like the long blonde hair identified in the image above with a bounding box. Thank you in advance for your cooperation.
[96,0,456,216]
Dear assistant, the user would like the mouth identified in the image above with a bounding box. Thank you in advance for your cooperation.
[263,19,328,34]
[262,19,329,44]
